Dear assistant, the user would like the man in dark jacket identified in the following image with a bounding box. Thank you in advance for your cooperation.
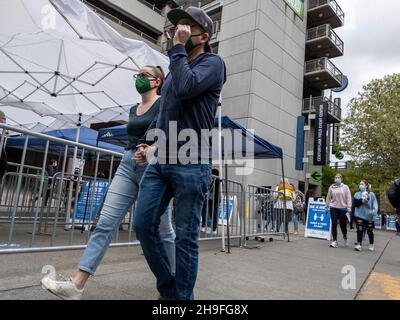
[133,7,226,300]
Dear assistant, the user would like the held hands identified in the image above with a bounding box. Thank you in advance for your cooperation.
[173,24,191,46]
[133,144,156,166]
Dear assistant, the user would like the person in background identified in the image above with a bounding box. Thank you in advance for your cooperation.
[325,173,352,248]
[0,111,8,181]
[353,180,378,251]
[305,188,316,222]
[293,189,305,235]
[45,159,58,206]
[96,170,106,179]
[273,178,296,234]
[201,169,219,235]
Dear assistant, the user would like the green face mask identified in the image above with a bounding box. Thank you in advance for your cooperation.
[185,34,203,53]
[135,75,152,94]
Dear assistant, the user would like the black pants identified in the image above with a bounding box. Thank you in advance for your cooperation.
[330,208,348,241]
[201,198,218,232]
[356,218,374,245]
[276,209,292,234]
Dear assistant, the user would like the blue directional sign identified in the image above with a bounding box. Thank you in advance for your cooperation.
[75,179,110,227]
[374,215,382,230]
[386,215,397,231]
[218,196,236,226]
[304,201,331,240]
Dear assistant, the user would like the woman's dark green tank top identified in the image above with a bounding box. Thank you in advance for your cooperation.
[126,98,160,150]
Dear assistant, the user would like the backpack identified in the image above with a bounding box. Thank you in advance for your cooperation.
[387,179,400,208]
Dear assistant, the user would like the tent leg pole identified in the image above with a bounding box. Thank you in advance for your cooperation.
[225,162,230,253]
[218,103,225,252]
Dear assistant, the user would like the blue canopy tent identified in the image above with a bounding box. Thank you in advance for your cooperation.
[97,124,128,148]
[216,116,283,160]
[97,116,283,159]
[7,126,125,157]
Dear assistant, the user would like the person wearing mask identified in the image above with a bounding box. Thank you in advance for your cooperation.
[293,189,305,235]
[325,173,352,248]
[45,160,57,206]
[133,7,226,300]
[353,180,378,251]
[273,178,296,234]
[201,169,219,235]
[41,65,176,300]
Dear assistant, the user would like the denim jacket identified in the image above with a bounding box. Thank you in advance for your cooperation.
[354,191,378,222]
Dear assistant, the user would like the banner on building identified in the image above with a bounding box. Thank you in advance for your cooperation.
[283,0,305,20]
[313,102,328,166]
[296,116,305,171]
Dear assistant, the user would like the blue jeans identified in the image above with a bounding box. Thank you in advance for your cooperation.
[293,212,299,231]
[134,163,212,300]
[78,149,176,275]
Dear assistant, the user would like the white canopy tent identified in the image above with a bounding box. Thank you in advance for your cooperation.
[0,0,169,171]
[0,0,168,126]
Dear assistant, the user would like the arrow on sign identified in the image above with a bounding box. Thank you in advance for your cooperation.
[311,171,322,182]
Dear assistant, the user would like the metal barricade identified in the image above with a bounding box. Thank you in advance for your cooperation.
[244,185,289,246]
[199,175,245,249]
[0,123,126,253]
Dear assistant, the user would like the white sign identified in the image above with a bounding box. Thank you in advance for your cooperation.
[304,200,332,240]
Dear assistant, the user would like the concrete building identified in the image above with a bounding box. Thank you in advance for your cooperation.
[82,0,345,192]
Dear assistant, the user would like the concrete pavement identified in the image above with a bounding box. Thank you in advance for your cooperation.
[0,227,399,300]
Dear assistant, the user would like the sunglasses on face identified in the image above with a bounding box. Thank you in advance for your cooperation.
[133,72,157,80]
[164,25,203,40]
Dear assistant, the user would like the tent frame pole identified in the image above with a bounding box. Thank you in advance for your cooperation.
[217,102,225,252]
[65,113,82,228]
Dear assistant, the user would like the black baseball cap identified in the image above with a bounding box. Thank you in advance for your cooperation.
[167,6,213,52]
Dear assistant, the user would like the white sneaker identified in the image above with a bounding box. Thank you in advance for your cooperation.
[330,241,338,248]
[354,244,362,251]
[212,230,218,236]
[200,227,206,233]
[344,239,349,247]
[41,275,84,300]
[369,244,375,251]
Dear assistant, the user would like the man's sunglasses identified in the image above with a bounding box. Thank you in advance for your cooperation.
[164,24,203,40]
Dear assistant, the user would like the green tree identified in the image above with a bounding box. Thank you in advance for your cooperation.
[342,73,400,184]
[322,165,336,195]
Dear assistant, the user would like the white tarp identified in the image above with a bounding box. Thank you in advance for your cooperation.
[0,0,169,127]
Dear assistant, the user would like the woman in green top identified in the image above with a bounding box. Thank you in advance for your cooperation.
[41,66,176,300]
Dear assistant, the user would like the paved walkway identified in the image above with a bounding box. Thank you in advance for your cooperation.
[0,227,398,300]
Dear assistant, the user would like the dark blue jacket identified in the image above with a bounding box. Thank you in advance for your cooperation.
[141,44,226,163]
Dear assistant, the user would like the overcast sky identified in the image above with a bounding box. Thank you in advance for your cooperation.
[4,0,400,126]
[333,0,400,116]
